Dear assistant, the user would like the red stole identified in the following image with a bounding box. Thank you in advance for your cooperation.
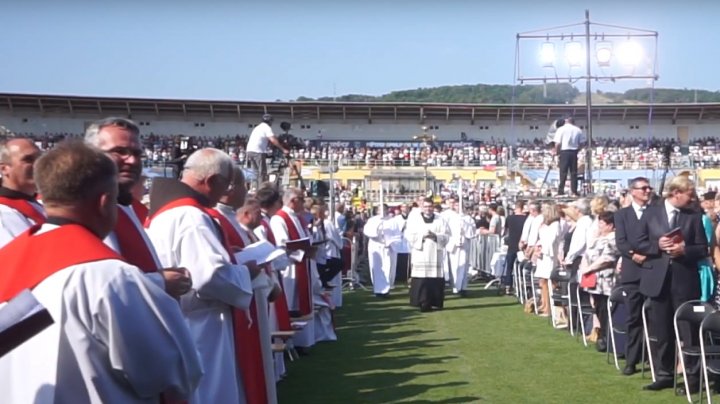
[147,198,268,404]
[131,198,148,224]
[260,216,276,245]
[0,224,121,301]
[0,196,46,226]
[114,206,158,273]
[275,209,312,316]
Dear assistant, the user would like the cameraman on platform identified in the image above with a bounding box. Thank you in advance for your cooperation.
[246,114,289,190]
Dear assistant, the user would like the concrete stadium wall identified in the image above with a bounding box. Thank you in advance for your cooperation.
[1,112,717,142]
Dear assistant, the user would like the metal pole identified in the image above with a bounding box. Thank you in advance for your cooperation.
[584,9,593,194]
[329,154,336,222]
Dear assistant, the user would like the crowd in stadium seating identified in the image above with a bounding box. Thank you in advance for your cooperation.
[10,132,720,169]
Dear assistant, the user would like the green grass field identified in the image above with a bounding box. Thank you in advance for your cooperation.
[277,283,687,403]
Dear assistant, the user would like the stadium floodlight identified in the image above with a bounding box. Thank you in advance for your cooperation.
[540,42,555,68]
[616,40,643,66]
[565,41,584,67]
[595,41,612,67]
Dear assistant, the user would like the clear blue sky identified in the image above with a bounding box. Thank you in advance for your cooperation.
[1,0,717,101]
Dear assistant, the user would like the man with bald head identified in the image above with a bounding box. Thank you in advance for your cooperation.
[0,137,44,248]
[146,147,259,404]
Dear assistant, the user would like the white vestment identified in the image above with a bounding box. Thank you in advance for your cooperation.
[0,226,203,404]
[443,211,477,293]
[235,221,278,404]
[254,215,288,381]
[383,214,411,288]
[104,204,165,290]
[147,205,254,404]
[363,214,392,294]
[323,217,344,308]
[0,200,45,249]
[407,215,450,278]
[269,207,316,347]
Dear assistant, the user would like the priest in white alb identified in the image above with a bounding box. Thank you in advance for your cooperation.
[444,198,476,297]
[0,137,44,248]
[0,141,202,403]
[363,204,393,297]
[146,148,258,404]
[407,197,450,312]
[85,117,191,298]
[270,187,317,349]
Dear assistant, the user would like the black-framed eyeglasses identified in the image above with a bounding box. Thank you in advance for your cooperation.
[633,186,653,191]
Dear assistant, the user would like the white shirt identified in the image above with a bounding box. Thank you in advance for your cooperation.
[553,123,586,151]
[246,122,275,154]
[0,201,45,249]
[665,199,680,228]
[526,214,544,247]
[565,215,593,263]
[631,201,647,220]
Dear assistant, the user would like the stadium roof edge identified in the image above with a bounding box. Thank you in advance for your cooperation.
[1,92,719,122]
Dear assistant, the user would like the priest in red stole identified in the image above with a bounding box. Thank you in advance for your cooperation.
[146,148,256,404]
[270,187,318,349]
[0,141,202,403]
[254,185,293,380]
[0,137,44,248]
[84,117,191,298]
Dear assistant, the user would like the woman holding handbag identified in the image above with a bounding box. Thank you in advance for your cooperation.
[578,211,620,351]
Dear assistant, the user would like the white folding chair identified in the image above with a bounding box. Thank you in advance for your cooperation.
[673,300,716,403]
[607,286,627,370]
[641,299,657,382]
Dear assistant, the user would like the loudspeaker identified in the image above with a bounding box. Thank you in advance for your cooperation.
[311,180,330,198]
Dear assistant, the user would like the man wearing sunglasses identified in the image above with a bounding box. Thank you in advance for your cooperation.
[614,177,652,376]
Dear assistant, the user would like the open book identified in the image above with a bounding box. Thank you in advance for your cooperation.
[0,289,54,358]
[285,237,311,252]
[234,240,288,266]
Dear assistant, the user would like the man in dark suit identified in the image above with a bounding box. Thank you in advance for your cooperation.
[502,200,527,294]
[615,177,653,376]
[635,176,708,393]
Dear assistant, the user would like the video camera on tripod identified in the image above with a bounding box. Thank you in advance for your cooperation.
[272,122,305,160]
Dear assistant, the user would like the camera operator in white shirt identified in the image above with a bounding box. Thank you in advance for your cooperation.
[246,114,289,189]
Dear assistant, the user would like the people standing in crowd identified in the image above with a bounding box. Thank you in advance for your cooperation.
[563,198,593,273]
[635,176,707,394]
[0,137,44,248]
[579,211,620,352]
[85,117,192,299]
[534,203,562,317]
[0,141,202,403]
[245,114,289,190]
[615,177,652,375]
[502,201,527,295]
[553,117,586,197]
[146,148,258,404]
[407,197,450,312]
[363,204,392,297]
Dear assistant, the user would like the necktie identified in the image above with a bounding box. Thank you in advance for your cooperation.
[669,209,679,229]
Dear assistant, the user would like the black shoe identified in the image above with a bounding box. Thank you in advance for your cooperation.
[622,365,637,376]
[676,382,700,396]
[420,304,432,312]
[596,338,607,353]
[643,378,674,391]
[458,290,468,298]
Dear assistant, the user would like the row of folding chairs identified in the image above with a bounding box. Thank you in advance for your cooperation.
[511,261,720,403]
[607,287,720,404]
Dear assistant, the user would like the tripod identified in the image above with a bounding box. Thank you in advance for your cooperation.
[272,156,306,191]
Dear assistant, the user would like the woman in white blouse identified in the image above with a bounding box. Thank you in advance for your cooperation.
[534,203,563,317]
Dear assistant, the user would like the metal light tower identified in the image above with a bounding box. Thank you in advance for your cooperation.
[515,10,658,194]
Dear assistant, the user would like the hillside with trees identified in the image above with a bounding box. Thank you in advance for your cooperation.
[295,84,720,104]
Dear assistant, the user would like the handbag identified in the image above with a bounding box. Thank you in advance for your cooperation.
[580,272,597,289]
